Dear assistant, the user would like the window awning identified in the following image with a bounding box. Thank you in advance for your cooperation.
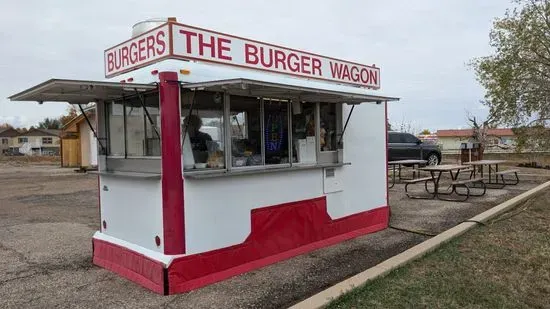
[180,78,399,104]
[8,78,157,104]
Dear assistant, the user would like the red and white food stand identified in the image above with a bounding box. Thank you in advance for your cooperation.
[9,18,399,295]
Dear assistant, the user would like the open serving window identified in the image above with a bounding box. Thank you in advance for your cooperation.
[8,78,161,176]
[9,77,399,178]
[179,78,398,177]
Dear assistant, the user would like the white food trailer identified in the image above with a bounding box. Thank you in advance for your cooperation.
[9,17,399,295]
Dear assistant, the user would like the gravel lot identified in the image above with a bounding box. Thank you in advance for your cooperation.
[0,162,544,309]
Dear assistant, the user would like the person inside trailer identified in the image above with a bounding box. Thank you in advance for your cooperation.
[186,114,213,151]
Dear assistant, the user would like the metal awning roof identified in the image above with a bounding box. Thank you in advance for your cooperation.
[180,78,400,104]
[8,79,157,104]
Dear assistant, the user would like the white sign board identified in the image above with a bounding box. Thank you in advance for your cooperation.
[104,22,381,89]
[105,24,170,77]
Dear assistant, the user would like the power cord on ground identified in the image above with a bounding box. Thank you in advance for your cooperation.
[388,225,437,237]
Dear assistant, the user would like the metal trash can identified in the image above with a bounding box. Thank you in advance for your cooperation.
[460,142,483,163]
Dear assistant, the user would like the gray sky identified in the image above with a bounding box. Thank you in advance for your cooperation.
[0,0,511,131]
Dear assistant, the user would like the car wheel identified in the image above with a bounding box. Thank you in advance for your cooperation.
[427,153,439,165]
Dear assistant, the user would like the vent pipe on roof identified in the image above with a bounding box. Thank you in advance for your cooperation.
[131,17,177,37]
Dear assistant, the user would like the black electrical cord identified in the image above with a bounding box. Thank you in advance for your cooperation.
[388,225,437,237]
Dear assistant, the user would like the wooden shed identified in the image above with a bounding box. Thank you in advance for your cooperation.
[61,108,97,169]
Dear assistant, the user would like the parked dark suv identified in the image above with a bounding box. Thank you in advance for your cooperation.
[388,131,441,165]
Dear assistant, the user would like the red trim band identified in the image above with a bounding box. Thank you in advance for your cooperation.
[92,198,389,295]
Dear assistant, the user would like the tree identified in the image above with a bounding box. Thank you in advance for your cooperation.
[59,106,78,126]
[470,0,550,126]
[0,123,14,129]
[420,129,431,135]
[467,114,490,147]
[37,118,62,129]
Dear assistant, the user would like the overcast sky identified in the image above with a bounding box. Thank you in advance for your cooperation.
[0,0,511,131]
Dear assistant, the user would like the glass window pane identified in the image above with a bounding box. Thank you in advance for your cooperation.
[181,91,225,170]
[403,134,418,144]
[143,94,161,156]
[320,103,337,151]
[264,99,289,164]
[291,103,316,163]
[107,101,125,156]
[230,95,262,167]
[125,100,145,156]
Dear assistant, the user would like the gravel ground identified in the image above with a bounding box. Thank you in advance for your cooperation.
[0,163,542,309]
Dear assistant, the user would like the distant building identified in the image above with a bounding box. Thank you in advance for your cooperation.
[10,128,61,156]
[0,128,20,155]
[436,128,515,152]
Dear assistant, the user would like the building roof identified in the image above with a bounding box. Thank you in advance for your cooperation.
[62,109,96,132]
[436,128,514,137]
[19,128,61,137]
[0,128,20,137]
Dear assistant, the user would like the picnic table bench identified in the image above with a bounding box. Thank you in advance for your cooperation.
[388,159,427,188]
[403,164,486,201]
[464,160,520,188]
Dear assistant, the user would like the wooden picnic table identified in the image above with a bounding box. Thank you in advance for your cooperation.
[412,164,485,201]
[464,160,508,186]
[388,159,427,188]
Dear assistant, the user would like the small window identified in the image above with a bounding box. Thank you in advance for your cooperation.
[320,103,338,151]
[18,137,28,143]
[106,92,160,157]
[264,99,289,165]
[1,138,8,145]
[388,133,400,144]
[181,91,225,170]
[107,101,125,156]
[42,137,53,144]
[291,103,316,163]
[402,134,419,144]
[230,95,262,167]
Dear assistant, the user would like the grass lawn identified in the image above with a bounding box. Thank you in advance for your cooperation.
[327,190,550,309]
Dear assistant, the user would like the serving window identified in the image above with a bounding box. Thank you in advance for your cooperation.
[105,91,161,158]
[181,91,225,171]
[181,87,345,174]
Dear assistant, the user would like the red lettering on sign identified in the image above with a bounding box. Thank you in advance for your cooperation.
[260,47,273,67]
[121,46,129,67]
[369,70,378,86]
[300,55,311,74]
[146,35,155,58]
[274,50,286,70]
[245,44,259,64]
[288,53,300,72]
[156,31,166,55]
[350,66,359,82]
[341,66,350,80]
[360,68,369,84]
[330,62,342,79]
[312,58,322,76]
[198,33,215,57]
[179,30,197,54]
[114,51,121,70]
[130,42,138,64]
[107,53,114,72]
[138,38,146,61]
[217,37,232,60]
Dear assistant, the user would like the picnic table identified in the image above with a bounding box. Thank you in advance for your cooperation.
[388,159,427,188]
[403,164,486,201]
[464,160,519,187]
